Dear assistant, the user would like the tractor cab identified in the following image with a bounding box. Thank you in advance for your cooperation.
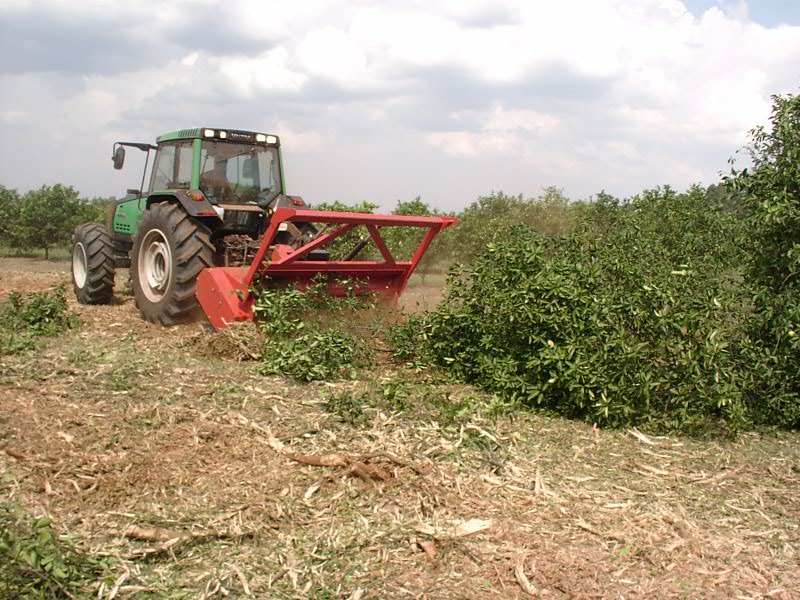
[144,129,283,208]
[109,128,310,264]
[111,128,285,205]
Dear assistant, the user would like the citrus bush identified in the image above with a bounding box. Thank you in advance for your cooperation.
[308,200,379,261]
[311,197,449,267]
[726,92,800,427]
[0,502,111,597]
[433,188,577,265]
[391,186,760,433]
[253,281,373,381]
[0,286,79,355]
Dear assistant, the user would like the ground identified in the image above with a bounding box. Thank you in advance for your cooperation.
[1,257,799,599]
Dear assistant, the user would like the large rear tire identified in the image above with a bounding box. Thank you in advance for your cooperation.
[71,223,115,305]
[131,202,215,326]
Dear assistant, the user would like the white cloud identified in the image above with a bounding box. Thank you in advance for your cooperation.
[427,104,560,158]
[0,0,799,206]
[216,48,308,97]
[413,0,799,196]
[484,107,560,133]
[426,130,517,158]
[296,26,370,86]
[272,122,329,153]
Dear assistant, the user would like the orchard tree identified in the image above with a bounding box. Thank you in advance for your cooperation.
[726,91,800,427]
[727,92,800,290]
[392,196,439,217]
[80,196,116,225]
[18,184,84,259]
[308,200,378,260]
[0,185,21,248]
[384,196,440,262]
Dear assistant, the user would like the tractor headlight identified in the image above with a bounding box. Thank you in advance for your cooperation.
[203,129,215,137]
[218,131,227,139]
[255,134,267,142]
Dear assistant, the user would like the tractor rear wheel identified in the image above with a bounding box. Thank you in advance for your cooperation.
[131,202,215,326]
[71,223,115,305]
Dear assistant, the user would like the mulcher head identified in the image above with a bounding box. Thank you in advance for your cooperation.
[196,207,458,329]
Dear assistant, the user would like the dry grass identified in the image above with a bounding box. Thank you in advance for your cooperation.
[1,257,799,599]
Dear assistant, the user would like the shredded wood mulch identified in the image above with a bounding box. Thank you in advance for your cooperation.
[1,258,799,599]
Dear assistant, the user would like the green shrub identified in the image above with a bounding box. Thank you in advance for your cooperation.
[0,286,78,356]
[0,185,22,248]
[0,184,113,258]
[384,197,448,268]
[434,188,577,265]
[308,198,449,266]
[725,92,800,427]
[308,200,378,261]
[0,502,111,597]
[387,312,428,362]
[740,295,800,428]
[253,280,374,381]
[260,329,371,382]
[324,389,369,425]
[392,186,758,433]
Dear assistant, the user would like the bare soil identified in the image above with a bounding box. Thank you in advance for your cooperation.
[1,257,798,599]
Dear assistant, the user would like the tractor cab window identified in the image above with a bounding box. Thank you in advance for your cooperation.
[150,141,193,191]
[199,141,280,206]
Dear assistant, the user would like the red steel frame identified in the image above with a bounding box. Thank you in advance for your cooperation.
[196,207,458,329]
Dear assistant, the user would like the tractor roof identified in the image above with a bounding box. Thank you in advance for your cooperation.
[157,128,280,145]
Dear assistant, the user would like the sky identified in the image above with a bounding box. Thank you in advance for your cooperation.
[0,0,799,212]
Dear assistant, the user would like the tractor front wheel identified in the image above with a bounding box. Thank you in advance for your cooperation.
[131,202,215,325]
[71,223,115,305]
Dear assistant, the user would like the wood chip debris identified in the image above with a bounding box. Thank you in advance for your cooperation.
[416,518,493,539]
[514,557,539,597]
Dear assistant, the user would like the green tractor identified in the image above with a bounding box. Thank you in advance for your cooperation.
[71,128,457,328]
[71,128,313,325]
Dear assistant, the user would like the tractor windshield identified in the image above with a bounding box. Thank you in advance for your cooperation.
[199,141,281,207]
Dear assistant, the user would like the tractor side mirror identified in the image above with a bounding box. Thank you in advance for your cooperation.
[112,146,126,170]
[242,157,255,179]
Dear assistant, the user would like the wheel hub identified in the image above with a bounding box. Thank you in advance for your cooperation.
[72,242,87,289]
[139,229,172,302]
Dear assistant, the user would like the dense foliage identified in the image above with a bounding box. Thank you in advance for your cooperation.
[309,199,380,261]
[381,196,444,266]
[310,197,447,265]
[253,282,373,381]
[391,187,760,432]
[433,187,576,265]
[0,185,20,247]
[308,189,576,272]
[0,184,110,257]
[726,92,800,427]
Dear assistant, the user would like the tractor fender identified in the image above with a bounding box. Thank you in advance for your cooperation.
[147,190,220,220]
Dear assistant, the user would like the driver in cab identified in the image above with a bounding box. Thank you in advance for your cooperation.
[200,161,230,202]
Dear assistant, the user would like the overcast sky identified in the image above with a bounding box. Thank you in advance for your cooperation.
[1,0,799,211]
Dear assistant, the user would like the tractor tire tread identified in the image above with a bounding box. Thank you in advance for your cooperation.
[72,223,115,305]
[131,202,216,326]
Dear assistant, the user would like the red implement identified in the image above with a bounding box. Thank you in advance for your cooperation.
[196,207,458,329]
